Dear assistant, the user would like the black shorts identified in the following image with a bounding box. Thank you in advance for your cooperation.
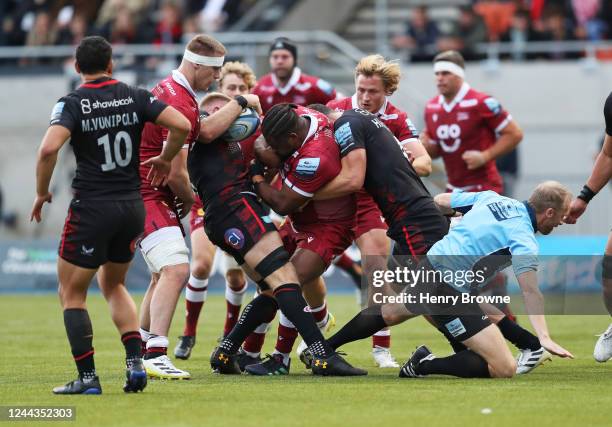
[390,215,449,257]
[59,198,145,269]
[204,193,277,264]
[401,258,491,341]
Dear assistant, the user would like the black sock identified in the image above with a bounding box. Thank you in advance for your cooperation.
[219,294,278,353]
[121,331,142,368]
[419,350,491,378]
[273,283,332,358]
[64,308,96,380]
[327,305,388,351]
[497,316,540,351]
[437,327,468,353]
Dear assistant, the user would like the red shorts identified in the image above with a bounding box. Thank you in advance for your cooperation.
[143,199,183,238]
[354,190,387,239]
[279,217,355,267]
[190,196,205,232]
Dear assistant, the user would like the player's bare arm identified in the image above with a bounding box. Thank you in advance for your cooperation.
[314,149,366,200]
[401,137,432,176]
[432,192,459,216]
[143,105,191,187]
[30,125,71,222]
[517,270,574,358]
[462,120,523,170]
[420,130,441,159]
[252,177,310,216]
[199,94,262,143]
[166,149,195,217]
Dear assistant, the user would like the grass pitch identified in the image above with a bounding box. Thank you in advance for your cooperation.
[1,294,610,427]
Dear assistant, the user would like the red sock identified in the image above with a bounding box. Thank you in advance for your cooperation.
[183,275,208,337]
[334,252,354,271]
[309,302,328,327]
[275,313,298,354]
[243,309,277,355]
[372,330,391,348]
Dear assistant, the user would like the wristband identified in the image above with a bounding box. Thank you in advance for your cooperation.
[577,185,597,203]
[234,95,248,109]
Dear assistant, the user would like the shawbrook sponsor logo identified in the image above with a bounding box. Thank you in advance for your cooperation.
[92,97,134,109]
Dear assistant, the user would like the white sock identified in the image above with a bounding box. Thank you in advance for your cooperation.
[279,311,295,328]
[272,350,290,365]
[225,281,248,306]
[146,335,169,350]
[139,328,151,342]
[186,275,208,302]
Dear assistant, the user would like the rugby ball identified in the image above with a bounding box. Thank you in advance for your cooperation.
[223,107,260,142]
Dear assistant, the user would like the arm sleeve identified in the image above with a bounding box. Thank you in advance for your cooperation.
[333,116,366,157]
[137,88,168,123]
[284,147,338,197]
[604,92,612,136]
[450,190,481,213]
[478,95,511,134]
[508,224,539,276]
[314,78,337,104]
[396,112,420,143]
[161,101,196,149]
[49,96,78,131]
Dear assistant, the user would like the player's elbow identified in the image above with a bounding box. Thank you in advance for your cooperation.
[414,156,433,177]
[38,144,59,161]
[273,202,293,216]
[347,172,365,192]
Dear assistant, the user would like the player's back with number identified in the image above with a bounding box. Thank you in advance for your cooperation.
[53,79,166,199]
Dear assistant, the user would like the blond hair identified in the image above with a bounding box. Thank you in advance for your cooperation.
[528,181,572,213]
[220,61,257,90]
[186,34,226,57]
[199,92,232,108]
[355,54,401,94]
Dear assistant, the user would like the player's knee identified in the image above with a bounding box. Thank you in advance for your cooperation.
[161,263,190,287]
[191,260,212,280]
[225,269,246,289]
[381,303,411,326]
[492,358,516,378]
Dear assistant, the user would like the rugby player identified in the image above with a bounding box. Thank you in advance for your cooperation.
[188,94,366,376]
[30,36,190,394]
[138,34,226,380]
[309,105,549,374]
[243,104,356,375]
[565,91,612,362]
[326,54,431,367]
[252,37,337,113]
[174,61,260,360]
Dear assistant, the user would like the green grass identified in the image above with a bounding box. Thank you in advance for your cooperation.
[0,294,610,427]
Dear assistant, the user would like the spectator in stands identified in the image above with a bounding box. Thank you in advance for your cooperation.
[153,0,183,45]
[538,6,580,59]
[56,14,88,46]
[500,8,542,59]
[95,0,152,29]
[438,6,488,60]
[392,6,439,62]
[474,0,517,42]
[571,0,605,41]
[601,0,612,39]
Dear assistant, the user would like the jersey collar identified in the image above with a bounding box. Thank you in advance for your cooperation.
[271,67,302,96]
[290,113,319,158]
[523,201,538,233]
[438,82,470,113]
[172,69,197,100]
[351,94,388,116]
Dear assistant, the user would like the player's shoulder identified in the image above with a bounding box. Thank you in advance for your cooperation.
[254,74,274,88]
[464,88,502,112]
[326,96,351,110]
[380,100,405,122]
[425,95,442,112]
[301,73,334,95]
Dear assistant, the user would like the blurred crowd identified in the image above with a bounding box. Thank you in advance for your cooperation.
[0,0,256,49]
[392,0,612,61]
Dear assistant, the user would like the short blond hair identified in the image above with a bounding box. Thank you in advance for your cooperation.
[355,54,401,94]
[528,181,572,213]
[220,61,257,90]
[199,92,232,108]
[186,34,226,57]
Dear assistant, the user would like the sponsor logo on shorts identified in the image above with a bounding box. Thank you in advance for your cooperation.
[444,318,467,338]
[224,228,245,250]
[81,245,95,256]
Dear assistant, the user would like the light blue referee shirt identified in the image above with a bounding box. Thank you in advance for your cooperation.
[427,190,539,293]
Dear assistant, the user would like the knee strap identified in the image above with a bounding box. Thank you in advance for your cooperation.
[254,247,290,278]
